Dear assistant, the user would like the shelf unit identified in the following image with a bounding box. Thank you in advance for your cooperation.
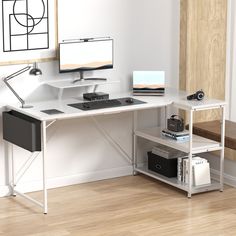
[133,100,226,198]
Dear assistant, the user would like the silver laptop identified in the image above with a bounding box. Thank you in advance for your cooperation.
[133,71,165,96]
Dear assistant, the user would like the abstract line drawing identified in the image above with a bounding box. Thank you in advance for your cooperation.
[2,0,49,52]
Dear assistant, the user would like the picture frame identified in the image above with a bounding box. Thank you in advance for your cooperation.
[0,0,58,66]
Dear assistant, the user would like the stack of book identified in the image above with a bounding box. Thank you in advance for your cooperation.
[162,129,190,141]
[177,156,211,186]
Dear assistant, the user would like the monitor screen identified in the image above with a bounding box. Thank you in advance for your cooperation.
[59,39,113,73]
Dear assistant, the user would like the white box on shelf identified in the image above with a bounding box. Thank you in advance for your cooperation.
[193,162,211,186]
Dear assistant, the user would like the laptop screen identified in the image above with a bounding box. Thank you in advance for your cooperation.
[133,71,165,95]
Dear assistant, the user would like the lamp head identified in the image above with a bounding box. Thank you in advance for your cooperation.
[29,62,42,76]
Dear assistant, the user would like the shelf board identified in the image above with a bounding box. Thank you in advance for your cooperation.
[172,97,226,111]
[135,165,221,194]
[135,127,222,154]
[44,79,120,89]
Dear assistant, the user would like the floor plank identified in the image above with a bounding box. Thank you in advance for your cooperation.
[0,175,235,236]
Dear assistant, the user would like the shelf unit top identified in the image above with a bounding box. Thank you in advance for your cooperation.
[172,97,226,111]
[44,79,119,89]
[135,127,222,154]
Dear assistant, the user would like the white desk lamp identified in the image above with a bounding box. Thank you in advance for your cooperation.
[3,63,42,108]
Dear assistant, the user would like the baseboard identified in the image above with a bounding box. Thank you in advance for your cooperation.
[211,168,236,187]
[0,185,11,197]
[0,166,133,197]
[2,166,234,198]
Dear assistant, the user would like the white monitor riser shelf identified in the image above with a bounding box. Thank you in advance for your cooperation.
[4,89,226,214]
[44,79,120,99]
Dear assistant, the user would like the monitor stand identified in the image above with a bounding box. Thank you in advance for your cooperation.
[72,71,107,84]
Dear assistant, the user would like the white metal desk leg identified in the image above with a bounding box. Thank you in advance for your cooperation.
[164,106,167,128]
[133,111,138,176]
[10,143,16,197]
[220,106,225,191]
[188,110,193,198]
[58,89,64,100]
[41,121,48,214]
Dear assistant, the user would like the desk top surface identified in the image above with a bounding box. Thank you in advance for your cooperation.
[6,90,226,121]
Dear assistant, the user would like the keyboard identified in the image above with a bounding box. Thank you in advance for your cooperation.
[83,99,122,109]
[68,97,146,111]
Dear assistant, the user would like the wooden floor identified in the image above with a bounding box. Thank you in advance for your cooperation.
[1,175,236,236]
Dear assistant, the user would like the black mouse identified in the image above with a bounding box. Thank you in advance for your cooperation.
[83,103,90,109]
[125,98,134,104]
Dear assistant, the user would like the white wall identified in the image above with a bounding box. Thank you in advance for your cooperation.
[58,0,180,90]
[0,0,180,196]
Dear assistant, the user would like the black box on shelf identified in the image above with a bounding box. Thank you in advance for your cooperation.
[147,152,177,178]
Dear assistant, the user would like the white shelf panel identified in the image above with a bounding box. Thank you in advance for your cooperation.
[172,97,226,111]
[135,165,221,194]
[44,79,119,89]
[135,127,222,154]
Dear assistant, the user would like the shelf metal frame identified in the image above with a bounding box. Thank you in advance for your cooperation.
[7,115,133,214]
[5,95,226,213]
[133,103,226,197]
[8,120,53,214]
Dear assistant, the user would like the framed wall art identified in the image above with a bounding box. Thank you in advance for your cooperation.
[0,0,58,65]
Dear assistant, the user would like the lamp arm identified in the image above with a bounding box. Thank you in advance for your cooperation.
[4,66,31,82]
[3,79,25,106]
[3,66,31,107]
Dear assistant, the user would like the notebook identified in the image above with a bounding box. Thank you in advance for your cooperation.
[133,71,165,95]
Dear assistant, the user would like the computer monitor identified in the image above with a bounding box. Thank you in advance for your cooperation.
[133,71,165,95]
[59,38,113,82]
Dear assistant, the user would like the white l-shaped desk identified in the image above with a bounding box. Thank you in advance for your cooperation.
[4,90,226,214]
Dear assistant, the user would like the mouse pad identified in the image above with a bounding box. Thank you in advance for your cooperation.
[68,97,146,111]
[41,109,64,115]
